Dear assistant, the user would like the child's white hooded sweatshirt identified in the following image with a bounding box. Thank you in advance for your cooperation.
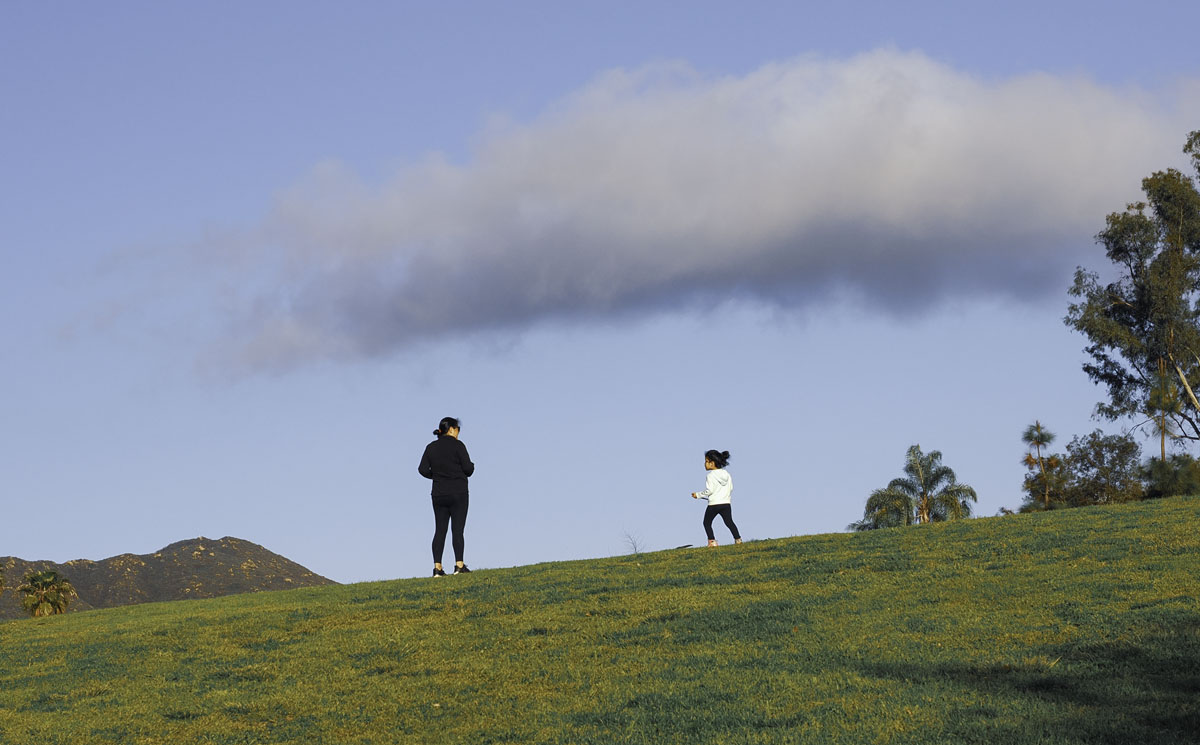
[696,468,733,506]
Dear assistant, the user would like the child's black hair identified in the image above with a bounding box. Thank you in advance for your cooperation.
[434,416,461,437]
[705,449,731,469]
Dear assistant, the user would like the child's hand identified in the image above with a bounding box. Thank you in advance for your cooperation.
[691,493,698,499]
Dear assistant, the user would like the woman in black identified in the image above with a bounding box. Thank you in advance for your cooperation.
[418,417,475,577]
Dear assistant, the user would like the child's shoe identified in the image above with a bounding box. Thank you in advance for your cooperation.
[707,539,718,547]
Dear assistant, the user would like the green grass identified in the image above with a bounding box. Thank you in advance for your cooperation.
[2,498,1198,744]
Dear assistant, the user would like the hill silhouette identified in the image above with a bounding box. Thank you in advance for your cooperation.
[0,536,336,620]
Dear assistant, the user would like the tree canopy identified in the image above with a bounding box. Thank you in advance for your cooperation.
[1017,427,1143,512]
[1060,430,1144,507]
[1142,453,1200,499]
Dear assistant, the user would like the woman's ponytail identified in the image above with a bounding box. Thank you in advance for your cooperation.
[705,449,731,469]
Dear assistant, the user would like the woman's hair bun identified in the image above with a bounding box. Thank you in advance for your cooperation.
[435,416,461,436]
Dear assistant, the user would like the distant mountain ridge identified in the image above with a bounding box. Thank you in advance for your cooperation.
[0,536,337,620]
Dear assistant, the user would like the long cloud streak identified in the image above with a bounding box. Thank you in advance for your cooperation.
[209,49,1199,371]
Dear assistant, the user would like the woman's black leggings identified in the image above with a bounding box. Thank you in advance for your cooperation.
[703,504,740,541]
[432,493,469,563]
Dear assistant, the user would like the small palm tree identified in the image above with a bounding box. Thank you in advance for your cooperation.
[1021,452,1067,511]
[864,444,977,526]
[1022,421,1057,509]
[18,570,78,618]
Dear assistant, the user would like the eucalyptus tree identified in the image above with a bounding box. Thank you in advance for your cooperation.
[1066,131,1200,449]
[855,445,977,528]
[18,570,78,618]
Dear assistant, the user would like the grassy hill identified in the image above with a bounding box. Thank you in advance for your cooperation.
[1,498,1197,744]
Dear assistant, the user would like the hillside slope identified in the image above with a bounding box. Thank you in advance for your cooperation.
[1,499,1197,744]
[0,536,336,620]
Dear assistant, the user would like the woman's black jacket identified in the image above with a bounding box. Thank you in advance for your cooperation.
[418,435,475,496]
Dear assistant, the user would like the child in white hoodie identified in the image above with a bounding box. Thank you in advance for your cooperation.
[691,449,742,547]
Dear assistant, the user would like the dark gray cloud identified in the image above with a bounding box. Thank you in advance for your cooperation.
[207,49,1198,371]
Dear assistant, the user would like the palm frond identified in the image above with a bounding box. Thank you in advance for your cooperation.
[863,487,914,528]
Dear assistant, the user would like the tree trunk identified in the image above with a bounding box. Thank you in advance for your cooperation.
[1037,444,1050,509]
[1172,357,1200,424]
[1159,358,1168,461]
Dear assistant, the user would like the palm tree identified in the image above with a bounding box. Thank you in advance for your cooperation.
[864,444,977,526]
[856,485,917,529]
[18,570,78,618]
[1022,421,1057,509]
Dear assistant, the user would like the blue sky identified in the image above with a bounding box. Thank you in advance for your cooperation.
[4,2,1199,583]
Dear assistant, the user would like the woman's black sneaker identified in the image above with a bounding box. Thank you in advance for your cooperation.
[453,564,471,575]
[432,567,447,578]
